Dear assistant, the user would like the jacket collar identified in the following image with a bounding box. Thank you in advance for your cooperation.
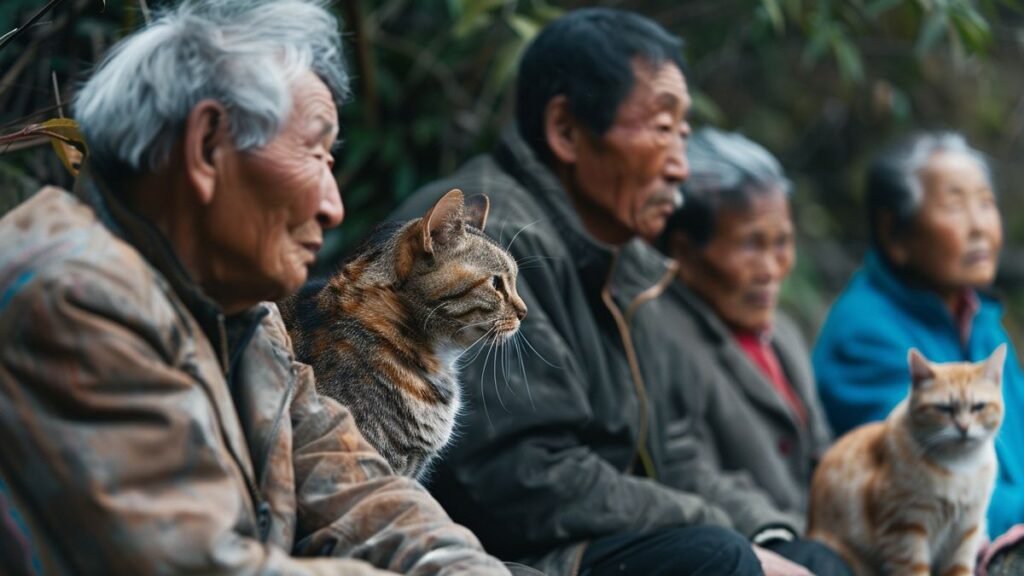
[493,128,674,308]
[863,249,998,329]
[73,164,263,373]
[668,282,807,431]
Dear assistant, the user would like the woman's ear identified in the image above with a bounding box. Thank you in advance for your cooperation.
[183,100,230,206]
[670,231,698,284]
[877,211,909,266]
[544,95,579,165]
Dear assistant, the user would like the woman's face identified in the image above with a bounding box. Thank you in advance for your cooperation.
[676,189,795,333]
[890,151,1002,293]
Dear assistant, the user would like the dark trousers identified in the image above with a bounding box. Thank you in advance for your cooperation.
[580,525,763,576]
[766,538,853,576]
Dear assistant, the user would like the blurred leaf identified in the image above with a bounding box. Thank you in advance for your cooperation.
[40,118,86,175]
[950,5,992,52]
[393,161,416,200]
[690,91,725,125]
[916,10,949,55]
[866,0,902,18]
[761,0,786,33]
[506,13,538,40]
[831,32,864,83]
[452,0,506,38]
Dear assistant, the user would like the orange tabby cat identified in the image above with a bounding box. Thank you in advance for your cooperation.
[808,345,1006,576]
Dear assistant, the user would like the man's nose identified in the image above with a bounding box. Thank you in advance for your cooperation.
[664,135,690,185]
[317,178,344,229]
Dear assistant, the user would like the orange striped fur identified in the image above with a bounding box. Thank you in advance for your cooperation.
[808,345,1006,575]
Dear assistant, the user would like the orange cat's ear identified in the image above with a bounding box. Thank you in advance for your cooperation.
[908,348,935,388]
[982,344,1008,385]
[463,194,490,232]
[422,189,465,254]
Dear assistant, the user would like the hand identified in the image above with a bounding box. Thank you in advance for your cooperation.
[979,524,1024,576]
[752,544,815,576]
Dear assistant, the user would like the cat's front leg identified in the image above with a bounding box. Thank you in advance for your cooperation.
[877,531,931,576]
[937,524,984,576]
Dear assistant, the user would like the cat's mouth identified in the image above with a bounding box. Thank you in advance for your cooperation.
[494,319,521,342]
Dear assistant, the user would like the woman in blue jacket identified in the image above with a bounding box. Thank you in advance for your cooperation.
[812,132,1024,572]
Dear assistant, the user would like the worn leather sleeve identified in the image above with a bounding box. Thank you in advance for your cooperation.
[0,261,423,576]
[287,360,511,576]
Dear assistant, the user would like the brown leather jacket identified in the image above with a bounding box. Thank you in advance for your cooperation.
[0,178,510,576]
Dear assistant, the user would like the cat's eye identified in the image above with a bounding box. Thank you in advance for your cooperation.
[491,275,503,291]
[934,404,956,414]
[970,403,987,413]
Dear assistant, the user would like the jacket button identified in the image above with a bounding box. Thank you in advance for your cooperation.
[257,501,272,542]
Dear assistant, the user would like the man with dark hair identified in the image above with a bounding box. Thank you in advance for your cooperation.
[391,9,775,576]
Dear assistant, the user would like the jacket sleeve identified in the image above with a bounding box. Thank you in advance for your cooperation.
[660,353,804,537]
[286,359,511,575]
[811,312,910,436]
[988,342,1024,537]
[431,233,731,557]
[0,263,432,576]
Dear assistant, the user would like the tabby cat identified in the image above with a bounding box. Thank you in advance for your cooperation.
[281,189,527,480]
[807,345,1007,576]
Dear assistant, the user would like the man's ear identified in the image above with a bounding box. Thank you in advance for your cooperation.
[183,100,230,206]
[544,95,579,165]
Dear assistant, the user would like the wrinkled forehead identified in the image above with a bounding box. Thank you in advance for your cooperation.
[614,59,690,122]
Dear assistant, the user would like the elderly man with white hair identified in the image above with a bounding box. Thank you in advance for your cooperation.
[0,1,515,574]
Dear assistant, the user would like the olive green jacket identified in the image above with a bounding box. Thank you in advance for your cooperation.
[389,130,732,576]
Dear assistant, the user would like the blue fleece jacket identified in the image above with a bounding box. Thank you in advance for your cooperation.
[813,250,1024,537]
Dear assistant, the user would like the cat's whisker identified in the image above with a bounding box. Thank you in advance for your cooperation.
[488,336,512,413]
[458,327,497,367]
[479,334,508,421]
[519,330,562,369]
[453,319,493,337]
[506,218,545,252]
[514,332,535,411]
[422,302,448,331]
[514,255,560,265]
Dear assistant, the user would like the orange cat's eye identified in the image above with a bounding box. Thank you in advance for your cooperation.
[970,403,987,412]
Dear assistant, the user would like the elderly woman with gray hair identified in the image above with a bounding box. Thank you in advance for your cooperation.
[812,132,1024,574]
[653,128,850,576]
[0,1,513,574]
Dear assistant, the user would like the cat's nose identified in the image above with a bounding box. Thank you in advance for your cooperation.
[515,303,527,321]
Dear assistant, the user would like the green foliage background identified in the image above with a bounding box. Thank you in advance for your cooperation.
[3,0,1024,339]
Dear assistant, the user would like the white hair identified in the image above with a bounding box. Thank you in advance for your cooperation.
[74,0,349,175]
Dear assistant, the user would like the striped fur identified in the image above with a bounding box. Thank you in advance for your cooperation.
[808,345,1006,575]
[281,189,526,480]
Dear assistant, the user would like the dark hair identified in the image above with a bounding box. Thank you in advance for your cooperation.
[657,128,790,253]
[866,131,992,252]
[515,8,685,163]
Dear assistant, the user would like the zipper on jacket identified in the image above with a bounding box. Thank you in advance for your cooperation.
[599,253,679,479]
[570,540,589,576]
[216,312,271,541]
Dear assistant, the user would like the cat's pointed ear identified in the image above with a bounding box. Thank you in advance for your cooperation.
[908,348,935,388]
[982,344,1008,386]
[422,189,465,254]
[463,194,489,232]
